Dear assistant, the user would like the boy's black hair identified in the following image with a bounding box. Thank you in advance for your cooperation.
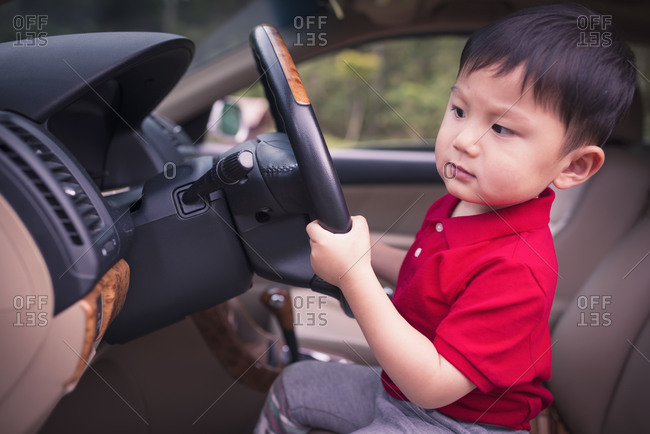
[458,3,637,153]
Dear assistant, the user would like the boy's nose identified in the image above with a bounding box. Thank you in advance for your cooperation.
[452,126,481,157]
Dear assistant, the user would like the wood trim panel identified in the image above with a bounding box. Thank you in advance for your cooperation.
[96,259,130,339]
[65,260,130,386]
[192,300,280,392]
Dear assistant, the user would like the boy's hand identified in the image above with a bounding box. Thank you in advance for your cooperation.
[306,215,372,287]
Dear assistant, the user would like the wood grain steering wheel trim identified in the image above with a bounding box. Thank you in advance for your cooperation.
[263,25,310,106]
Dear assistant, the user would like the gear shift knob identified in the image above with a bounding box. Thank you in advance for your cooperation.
[261,286,300,363]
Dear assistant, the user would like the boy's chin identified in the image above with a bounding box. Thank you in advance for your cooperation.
[443,183,483,203]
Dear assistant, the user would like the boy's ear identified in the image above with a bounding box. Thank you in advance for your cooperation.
[553,145,605,190]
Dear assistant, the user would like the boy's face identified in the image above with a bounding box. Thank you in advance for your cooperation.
[435,66,570,209]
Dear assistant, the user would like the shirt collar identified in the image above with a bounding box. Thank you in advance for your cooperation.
[428,188,555,247]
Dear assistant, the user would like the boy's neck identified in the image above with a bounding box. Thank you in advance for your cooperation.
[451,193,544,217]
[451,200,507,218]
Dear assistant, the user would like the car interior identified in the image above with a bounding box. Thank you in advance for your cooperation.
[1,0,649,433]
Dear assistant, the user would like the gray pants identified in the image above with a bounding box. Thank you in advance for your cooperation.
[254,361,528,433]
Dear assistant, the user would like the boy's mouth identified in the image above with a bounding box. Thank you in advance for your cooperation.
[453,164,475,180]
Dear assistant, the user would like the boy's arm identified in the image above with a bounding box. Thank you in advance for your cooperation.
[307,216,476,409]
[369,237,407,287]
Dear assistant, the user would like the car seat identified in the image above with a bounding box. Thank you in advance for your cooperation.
[548,202,650,433]
[545,86,650,432]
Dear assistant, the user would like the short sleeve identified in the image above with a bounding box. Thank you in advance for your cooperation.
[433,258,552,392]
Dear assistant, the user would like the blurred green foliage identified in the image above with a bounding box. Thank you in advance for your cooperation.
[299,36,467,148]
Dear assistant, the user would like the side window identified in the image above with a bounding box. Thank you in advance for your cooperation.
[298,36,467,149]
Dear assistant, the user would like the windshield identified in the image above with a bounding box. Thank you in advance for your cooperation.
[0,0,282,68]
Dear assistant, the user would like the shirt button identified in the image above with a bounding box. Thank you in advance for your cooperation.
[436,222,443,232]
[414,247,422,257]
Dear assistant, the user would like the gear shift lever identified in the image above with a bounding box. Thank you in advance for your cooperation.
[261,286,300,363]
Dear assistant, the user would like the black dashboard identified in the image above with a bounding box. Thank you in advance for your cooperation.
[0,32,205,318]
[0,32,194,189]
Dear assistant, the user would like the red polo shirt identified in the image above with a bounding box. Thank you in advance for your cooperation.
[381,188,557,431]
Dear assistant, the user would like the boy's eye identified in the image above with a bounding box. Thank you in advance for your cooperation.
[492,123,513,135]
[452,106,465,118]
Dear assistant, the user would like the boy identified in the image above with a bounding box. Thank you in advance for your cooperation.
[256,3,637,432]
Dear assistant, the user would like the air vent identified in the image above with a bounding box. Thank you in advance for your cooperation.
[0,140,83,245]
[0,120,103,244]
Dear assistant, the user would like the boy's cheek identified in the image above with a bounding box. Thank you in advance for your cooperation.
[434,123,454,155]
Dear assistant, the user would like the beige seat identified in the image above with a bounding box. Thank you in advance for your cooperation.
[549,204,650,433]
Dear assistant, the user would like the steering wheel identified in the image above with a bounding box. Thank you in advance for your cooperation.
[250,25,351,234]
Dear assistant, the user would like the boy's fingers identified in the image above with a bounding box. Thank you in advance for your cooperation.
[350,215,368,231]
[307,216,367,241]
[306,220,327,240]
